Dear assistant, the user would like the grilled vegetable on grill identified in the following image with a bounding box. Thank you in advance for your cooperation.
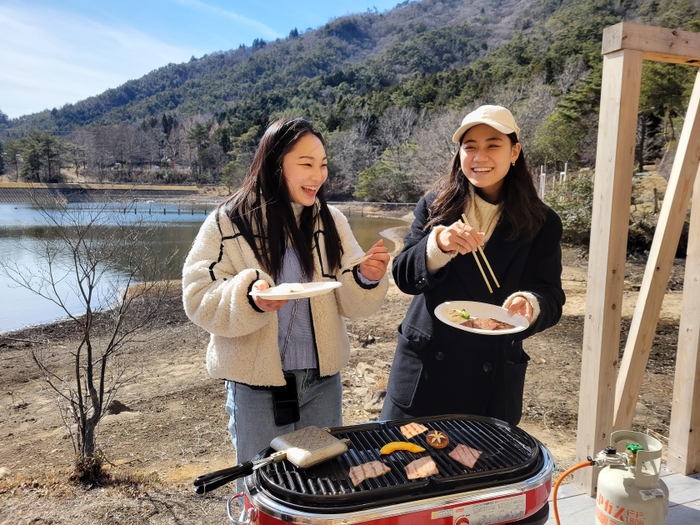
[405,457,439,479]
[348,461,391,487]
[380,441,426,454]
[425,430,449,449]
[449,443,483,468]
[399,422,428,439]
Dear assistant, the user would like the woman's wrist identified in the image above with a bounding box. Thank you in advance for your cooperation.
[503,292,541,323]
[426,226,456,274]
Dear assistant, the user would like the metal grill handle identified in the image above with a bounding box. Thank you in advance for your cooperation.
[227,493,258,524]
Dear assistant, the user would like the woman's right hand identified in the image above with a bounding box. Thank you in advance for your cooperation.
[251,280,288,312]
[358,239,390,281]
[437,220,484,255]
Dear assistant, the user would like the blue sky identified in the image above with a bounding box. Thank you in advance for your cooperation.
[0,0,407,119]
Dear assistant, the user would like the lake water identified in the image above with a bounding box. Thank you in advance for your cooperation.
[0,202,406,333]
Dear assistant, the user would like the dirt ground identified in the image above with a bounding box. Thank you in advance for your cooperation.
[0,218,685,524]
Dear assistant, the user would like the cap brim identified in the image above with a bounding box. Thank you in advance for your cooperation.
[452,120,518,143]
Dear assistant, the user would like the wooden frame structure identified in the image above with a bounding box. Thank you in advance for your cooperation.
[575,22,700,494]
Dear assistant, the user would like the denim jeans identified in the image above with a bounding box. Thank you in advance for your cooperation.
[225,369,342,493]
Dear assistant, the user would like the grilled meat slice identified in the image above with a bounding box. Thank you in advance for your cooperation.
[349,461,391,487]
[399,422,428,439]
[461,317,515,330]
[448,443,483,468]
[405,456,439,479]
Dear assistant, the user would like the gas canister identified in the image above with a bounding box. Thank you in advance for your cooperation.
[595,431,669,525]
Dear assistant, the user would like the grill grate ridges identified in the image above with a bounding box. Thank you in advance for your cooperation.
[256,415,544,512]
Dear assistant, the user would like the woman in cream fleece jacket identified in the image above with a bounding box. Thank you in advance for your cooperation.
[381,105,565,426]
[183,118,389,467]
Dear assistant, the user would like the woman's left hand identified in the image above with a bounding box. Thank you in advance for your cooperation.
[251,280,288,312]
[504,295,534,323]
[358,240,390,281]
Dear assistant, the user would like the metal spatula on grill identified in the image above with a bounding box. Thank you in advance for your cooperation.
[193,425,349,494]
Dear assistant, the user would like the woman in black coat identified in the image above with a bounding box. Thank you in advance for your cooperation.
[381,105,565,426]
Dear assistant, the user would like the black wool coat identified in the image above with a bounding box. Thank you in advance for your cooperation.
[381,194,566,426]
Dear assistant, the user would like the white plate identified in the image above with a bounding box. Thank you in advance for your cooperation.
[249,281,342,300]
[434,300,529,335]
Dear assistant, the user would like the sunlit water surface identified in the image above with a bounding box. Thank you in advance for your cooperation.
[0,202,404,333]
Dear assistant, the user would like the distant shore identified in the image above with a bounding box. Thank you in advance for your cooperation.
[0,181,201,203]
[0,183,415,254]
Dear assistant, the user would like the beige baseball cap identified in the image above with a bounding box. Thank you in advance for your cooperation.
[452,105,520,143]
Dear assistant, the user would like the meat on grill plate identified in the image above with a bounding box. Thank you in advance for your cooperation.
[405,457,439,479]
[448,443,483,469]
[399,422,428,439]
[349,461,391,487]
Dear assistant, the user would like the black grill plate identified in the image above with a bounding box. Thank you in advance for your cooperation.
[253,415,546,513]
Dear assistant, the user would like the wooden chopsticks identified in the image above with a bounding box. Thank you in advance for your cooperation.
[341,253,373,272]
[461,213,500,294]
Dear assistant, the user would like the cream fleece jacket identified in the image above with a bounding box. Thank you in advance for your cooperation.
[182,204,389,387]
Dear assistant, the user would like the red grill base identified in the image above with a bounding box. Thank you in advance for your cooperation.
[241,481,550,524]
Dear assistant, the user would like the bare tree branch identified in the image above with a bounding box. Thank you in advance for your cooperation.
[0,194,176,481]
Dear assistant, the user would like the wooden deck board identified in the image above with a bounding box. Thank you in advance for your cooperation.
[545,470,700,524]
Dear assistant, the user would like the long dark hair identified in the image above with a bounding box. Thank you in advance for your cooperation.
[425,132,547,241]
[219,118,342,280]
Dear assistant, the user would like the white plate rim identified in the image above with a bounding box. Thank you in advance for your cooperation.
[249,281,342,300]
[434,300,529,335]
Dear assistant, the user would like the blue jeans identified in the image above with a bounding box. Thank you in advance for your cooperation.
[225,369,342,493]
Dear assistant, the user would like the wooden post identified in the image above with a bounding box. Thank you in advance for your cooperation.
[574,47,643,495]
[614,70,700,433]
[653,188,659,213]
[601,22,700,66]
[667,74,700,473]
[574,21,700,493]
[540,166,546,197]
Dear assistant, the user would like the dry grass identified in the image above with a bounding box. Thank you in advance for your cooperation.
[125,280,181,299]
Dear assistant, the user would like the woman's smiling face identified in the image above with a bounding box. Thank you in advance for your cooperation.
[282,132,328,206]
[459,124,521,202]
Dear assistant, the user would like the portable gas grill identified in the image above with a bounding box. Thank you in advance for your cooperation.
[226,415,554,524]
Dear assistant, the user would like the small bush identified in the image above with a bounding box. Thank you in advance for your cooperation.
[544,173,594,246]
[544,171,689,257]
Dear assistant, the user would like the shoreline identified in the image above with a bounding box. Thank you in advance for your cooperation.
[330,201,414,256]
[379,225,410,255]
[0,205,413,336]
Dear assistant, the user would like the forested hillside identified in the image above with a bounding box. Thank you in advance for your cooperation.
[1,0,699,201]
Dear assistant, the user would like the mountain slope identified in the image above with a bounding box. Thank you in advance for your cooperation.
[7,0,546,133]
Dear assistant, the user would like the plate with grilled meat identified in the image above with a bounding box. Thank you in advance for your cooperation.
[435,301,529,335]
